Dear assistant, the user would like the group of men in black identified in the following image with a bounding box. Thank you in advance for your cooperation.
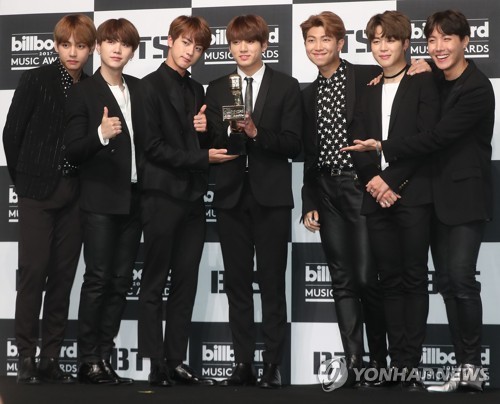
[3,7,493,394]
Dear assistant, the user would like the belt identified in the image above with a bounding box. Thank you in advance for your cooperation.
[318,166,358,180]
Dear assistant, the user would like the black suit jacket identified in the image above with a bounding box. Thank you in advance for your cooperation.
[206,65,302,209]
[64,68,141,215]
[301,61,381,215]
[350,70,440,214]
[135,63,209,201]
[3,62,87,199]
[382,60,495,225]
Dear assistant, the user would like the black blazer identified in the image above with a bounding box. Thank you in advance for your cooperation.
[206,65,302,209]
[350,70,440,214]
[3,63,87,199]
[135,63,209,202]
[382,61,495,225]
[64,68,141,215]
[301,61,381,215]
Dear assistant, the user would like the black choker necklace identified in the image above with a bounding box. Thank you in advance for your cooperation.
[383,65,407,79]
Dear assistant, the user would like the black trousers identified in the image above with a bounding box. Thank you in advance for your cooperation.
[216,177,290,364]
[138,191,205,364]
[367,203,431,368]
[77,187,141,362]
[431,216,484,365]
[316,173,387,361]
[15,177,82,358]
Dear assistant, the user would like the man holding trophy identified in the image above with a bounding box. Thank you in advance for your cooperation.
[205,14,302,388]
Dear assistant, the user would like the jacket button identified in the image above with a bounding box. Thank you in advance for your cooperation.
[110,149,116,153]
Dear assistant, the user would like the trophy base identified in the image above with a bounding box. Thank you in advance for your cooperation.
[227,132,247,155]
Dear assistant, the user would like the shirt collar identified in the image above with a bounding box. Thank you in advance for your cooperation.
[56,59,79,97]
[163,62,192,84]
[237,63,266,84]
[318,59,346,84]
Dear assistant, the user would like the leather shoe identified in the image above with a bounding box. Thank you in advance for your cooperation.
[257,363,281,389]
[402,368,426,392]
[344,354,363,387]
[149,361,173,387]
[17,356,40,384]
[39,357,76,384]
[171,363,216,385]
[357,359,390,388]
[78,362,114,384]
[100,359,134,384]
[219,363,256,386]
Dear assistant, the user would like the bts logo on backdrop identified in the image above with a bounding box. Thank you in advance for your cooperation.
[410,18,490,58]
[304,263,333,303]
[312,351,349,375]
[137,36,168,60]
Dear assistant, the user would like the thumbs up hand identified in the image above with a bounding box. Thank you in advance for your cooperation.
[193,104,207,133]
[101,106,122,139]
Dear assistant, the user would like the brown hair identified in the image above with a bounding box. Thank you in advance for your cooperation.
[97,18,140,51]
[300,11,346,41]
[424,10,471,40]
[53,14,96,48]
[226,14,269,44]
[365,10,410,42]
[168,15,211,51]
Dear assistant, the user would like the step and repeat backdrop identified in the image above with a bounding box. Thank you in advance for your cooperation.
[0,0,499,386]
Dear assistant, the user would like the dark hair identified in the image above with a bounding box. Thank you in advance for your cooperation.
[365,10,410,42]
[169,15,211,51]
[97,18,140,51]
[54,14,96,48]
[226,14,269,44]
[300,11,346,41]
[424,9,471,40]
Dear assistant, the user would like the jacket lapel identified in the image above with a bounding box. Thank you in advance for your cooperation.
[158,64,194,139]
[388,67,411,134]
[372,82,383,140]
[252,66,272,126]
[92,68,130,137]
[442,60,474,114]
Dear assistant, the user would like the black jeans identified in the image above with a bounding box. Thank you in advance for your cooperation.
[78,188,141,362]
[16,177,81,358]
[367,204,431,368]
[431,216,484,365]
[316,173,387,361]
